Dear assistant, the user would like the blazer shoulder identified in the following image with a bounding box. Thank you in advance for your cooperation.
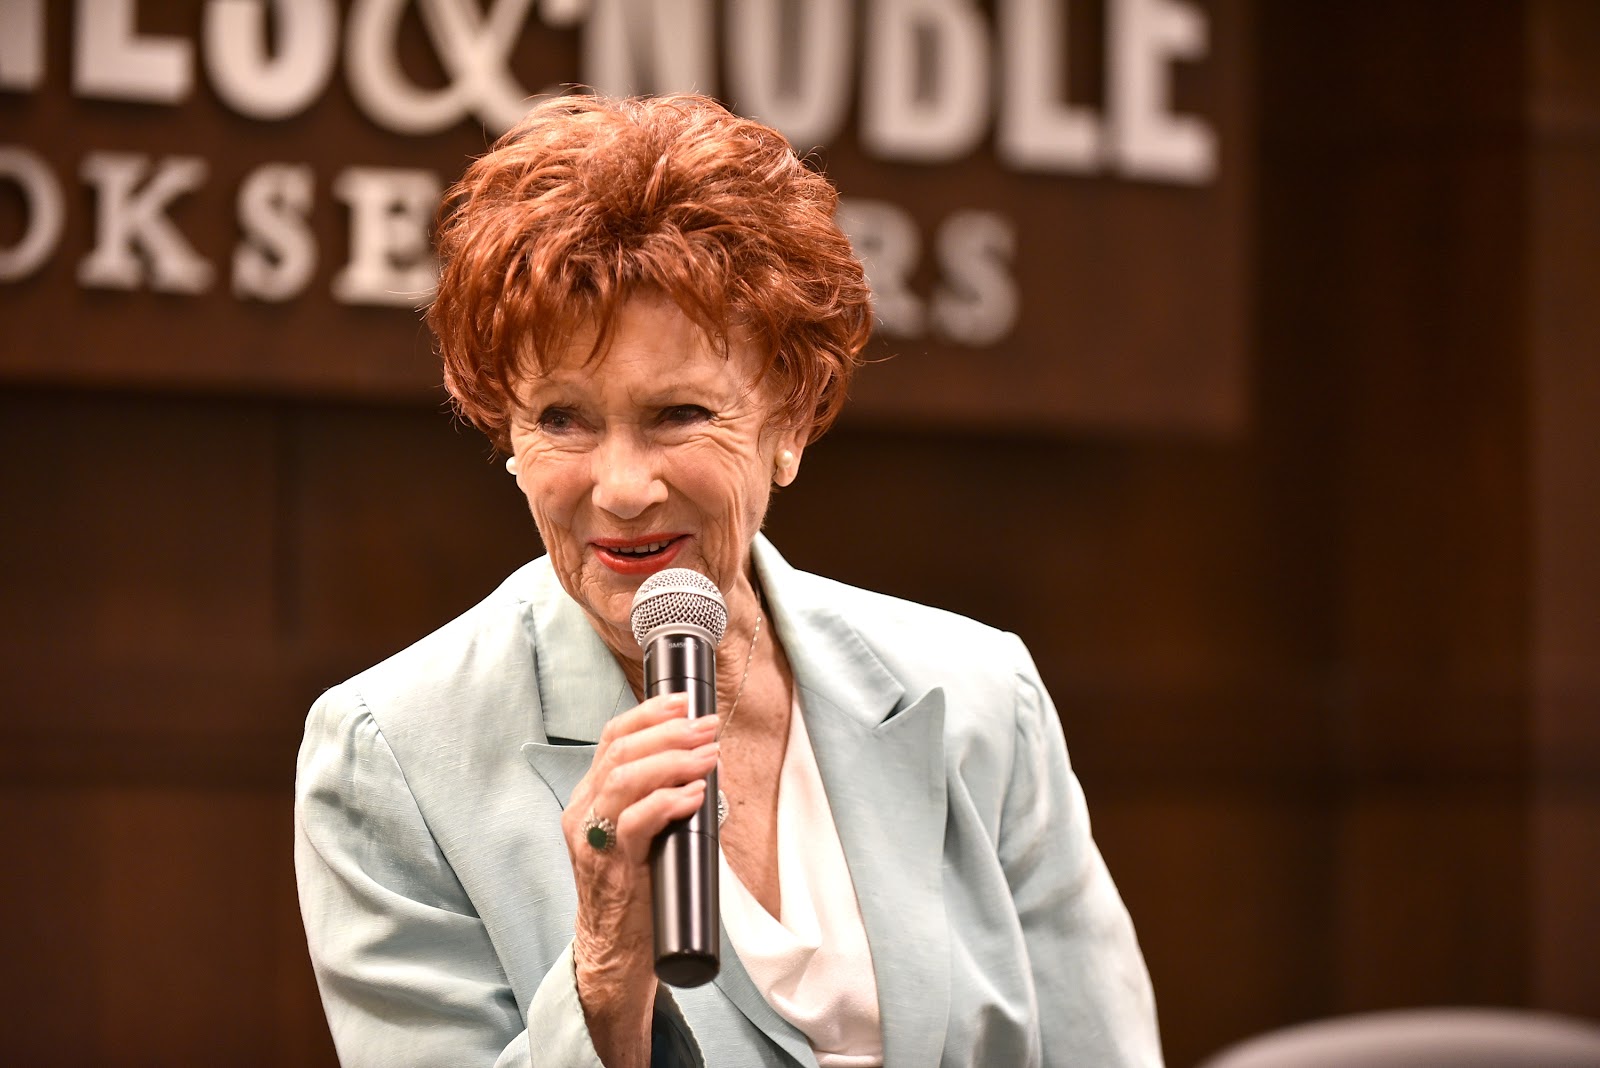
[787,569,1035,679]
[317,559,550,741]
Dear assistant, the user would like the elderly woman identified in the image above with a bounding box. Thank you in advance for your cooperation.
[294,93,1161,1068]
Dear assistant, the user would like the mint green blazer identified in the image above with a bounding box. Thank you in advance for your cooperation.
[295,537,1162,1067]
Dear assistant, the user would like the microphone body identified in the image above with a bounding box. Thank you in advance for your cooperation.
[641,629,720,987]
[631,569,726,988]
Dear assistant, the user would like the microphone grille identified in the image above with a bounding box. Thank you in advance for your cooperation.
[629,568,729,646]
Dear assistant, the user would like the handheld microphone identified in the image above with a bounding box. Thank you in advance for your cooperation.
[629,568,726,988]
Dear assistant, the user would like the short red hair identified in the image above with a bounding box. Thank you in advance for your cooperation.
[428,93,873,453]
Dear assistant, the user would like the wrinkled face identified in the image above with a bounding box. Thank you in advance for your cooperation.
[507,296,805,656]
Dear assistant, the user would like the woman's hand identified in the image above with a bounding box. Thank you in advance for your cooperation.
[562,694,719,1067]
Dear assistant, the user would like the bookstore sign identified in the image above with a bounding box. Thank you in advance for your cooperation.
[0,0,1249,431]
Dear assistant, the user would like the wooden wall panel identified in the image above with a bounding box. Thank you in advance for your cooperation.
[277,404,535,686]
[1242,0,1596,1050]
[0,391,535,1065]
[1333,791,1529,1010]
[1,397,279,729]
[1092,794,1336,1065]
[1,790,101,1063]
[770,431,1329,786]
[90,790,311,1063]
[0,787,337,1067]
[1528,0,1600,1019]
[1533,793,1600,1013]
[1335,143,1531,778]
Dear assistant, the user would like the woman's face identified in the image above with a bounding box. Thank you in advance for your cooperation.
[507,295,805,655]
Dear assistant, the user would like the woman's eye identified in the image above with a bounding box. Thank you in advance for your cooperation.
[660,405,713,426]
[536,407,578,432]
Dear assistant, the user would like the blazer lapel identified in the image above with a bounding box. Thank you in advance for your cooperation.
[803,686,951,1068]
[520,566,631,805]
[527,564,635,745]
[756,540,953,1068]
[521,742,593,810]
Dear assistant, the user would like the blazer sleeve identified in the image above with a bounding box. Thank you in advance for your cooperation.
[294,685,618,1068]
[998,636,1164,1068]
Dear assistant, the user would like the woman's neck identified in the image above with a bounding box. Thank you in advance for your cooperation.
[608,568,770,708]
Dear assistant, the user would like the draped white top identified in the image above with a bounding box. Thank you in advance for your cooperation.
[719,694,884,1067]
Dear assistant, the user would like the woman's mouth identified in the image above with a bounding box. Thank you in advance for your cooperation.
[611,540,672,556]
[593,536,686,574]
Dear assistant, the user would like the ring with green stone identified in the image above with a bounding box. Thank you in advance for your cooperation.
[582,811,617,852]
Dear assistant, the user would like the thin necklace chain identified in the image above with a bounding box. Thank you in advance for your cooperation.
[716,597,762,827]
[720,609,761,740]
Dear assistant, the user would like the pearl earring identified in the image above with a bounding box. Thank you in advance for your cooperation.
[774,449,796,483]
[505,456,520,475]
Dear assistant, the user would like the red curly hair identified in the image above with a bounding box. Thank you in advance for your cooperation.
[428,93,873,453]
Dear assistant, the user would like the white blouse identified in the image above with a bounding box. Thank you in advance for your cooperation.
[719,694,884,1067]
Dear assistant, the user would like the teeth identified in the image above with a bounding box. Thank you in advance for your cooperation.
[613,540,667,555]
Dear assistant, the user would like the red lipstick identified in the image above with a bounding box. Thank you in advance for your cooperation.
[591,534,687,575]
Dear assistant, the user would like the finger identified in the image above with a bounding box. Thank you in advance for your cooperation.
[566,772,709,870]
[615,780,711,864]
[597,692,692,747]
[570,698,716,838]
[582,706,716,810]
[565,728,716,848]
[589,741,719,826]
[601,711,719,772]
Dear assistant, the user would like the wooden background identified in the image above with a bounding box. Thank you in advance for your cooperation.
[2,3,1597,1066]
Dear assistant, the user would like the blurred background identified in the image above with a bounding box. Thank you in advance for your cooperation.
[1,1,1596,1065]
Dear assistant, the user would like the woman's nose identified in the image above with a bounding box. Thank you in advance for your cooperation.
[591,432,668,519]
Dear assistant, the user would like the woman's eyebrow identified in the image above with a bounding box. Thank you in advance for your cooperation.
[628,379,734,406]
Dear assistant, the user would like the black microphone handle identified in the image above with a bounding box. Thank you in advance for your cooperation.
[642,630,720,988]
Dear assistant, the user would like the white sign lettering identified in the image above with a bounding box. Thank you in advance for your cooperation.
[234,162,318,301]
[346,0,539,135]
[582,0,718,99]
[78,152,214,293]
[0,0,46,91]
[1109,0,1216,181]
[931,209,1017,346]
[2,0,1227,352]
[861,0,991,162]
[331,166,442,307]
[998,0,1101,172]
[16,0,1218,182]
[0,145,64,281]
[204,0,340,120]
[725,0,852,150]
[73,0,194,103]
[837,198,926,337]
